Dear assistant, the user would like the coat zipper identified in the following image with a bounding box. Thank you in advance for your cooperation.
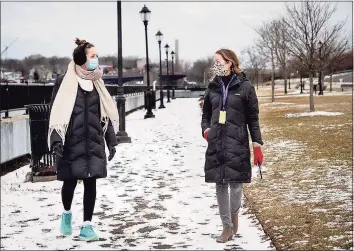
[219,76,236,184]
[222,124,226,184]
[84,91,90,178]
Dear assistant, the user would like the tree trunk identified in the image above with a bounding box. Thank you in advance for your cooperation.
[309,72,315,112]
[321,71,325,95]
[271,51,275,102]
[330,72,333,92]
[284,70,288,94]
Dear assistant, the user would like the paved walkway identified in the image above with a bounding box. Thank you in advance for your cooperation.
[1,99,273,250]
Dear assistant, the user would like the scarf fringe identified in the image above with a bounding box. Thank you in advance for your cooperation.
[101,116,119,136]
[47,124,68,150]
[102,117,109,135]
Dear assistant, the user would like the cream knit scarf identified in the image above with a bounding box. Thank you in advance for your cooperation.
[47,61,119,149]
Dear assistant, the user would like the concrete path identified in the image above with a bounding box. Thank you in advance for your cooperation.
[1,98,274,250]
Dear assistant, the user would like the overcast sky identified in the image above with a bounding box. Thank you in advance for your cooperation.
[1,1,352,64]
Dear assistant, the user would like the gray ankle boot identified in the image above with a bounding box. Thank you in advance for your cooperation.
[216,227,233,243]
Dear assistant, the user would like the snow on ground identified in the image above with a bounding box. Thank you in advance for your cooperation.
[260,102,308,110]
[260,102,296,106]
[1,99,274,250]
[284,111,344,118]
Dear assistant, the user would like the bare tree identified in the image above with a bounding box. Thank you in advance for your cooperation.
[283,1,347,111]
[255,20,277,102]
[319,34,350,92]
[273,19,291,94]
[187,57,213,84]
[241,46,267,89]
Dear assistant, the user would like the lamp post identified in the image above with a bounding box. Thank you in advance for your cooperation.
[164,43,171,103]
[318,41,324,95]
[116,1,131,143]
[171,51,176,99]
[156,30,165,109]
[140,5,155,118]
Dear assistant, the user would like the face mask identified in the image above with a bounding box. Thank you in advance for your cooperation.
[87,58,99,71]
[212,62,227,77]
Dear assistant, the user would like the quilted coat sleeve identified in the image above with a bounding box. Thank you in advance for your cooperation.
[245,85,264,145]
[49,76,64,149]
[105,120,118,148]
[201,88,212,137]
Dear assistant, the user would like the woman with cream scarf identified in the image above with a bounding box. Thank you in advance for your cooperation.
[48,38,119,241]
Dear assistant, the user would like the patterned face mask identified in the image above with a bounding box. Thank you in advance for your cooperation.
[212,62,227,77]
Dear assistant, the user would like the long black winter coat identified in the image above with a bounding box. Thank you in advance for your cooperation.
[201,72,263,184]
[50,74,118,181]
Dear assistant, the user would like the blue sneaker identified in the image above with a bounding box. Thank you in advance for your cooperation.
[60,212,72,235]
[79,224,99,241]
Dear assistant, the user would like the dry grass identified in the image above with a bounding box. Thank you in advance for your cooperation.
[244,94,353,250]
[255,87,285,97]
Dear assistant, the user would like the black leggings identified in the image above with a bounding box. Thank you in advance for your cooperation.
[61,178,97,222]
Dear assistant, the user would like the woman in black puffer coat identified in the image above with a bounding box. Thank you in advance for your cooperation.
[201,49,264,243]
[49,38,119,241]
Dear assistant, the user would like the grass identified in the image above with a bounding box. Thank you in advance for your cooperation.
[244,93,353,250]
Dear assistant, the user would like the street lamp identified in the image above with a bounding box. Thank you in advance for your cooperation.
[115,1,131,143]
[140,5,155,118]
[171,51,176,99]
[318,41,324,95]
[156,30,165,109]
[164,43,171,103]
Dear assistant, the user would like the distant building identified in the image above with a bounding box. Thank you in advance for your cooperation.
[1,70,22,81]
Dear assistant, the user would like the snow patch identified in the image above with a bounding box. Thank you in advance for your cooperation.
[284,111,344,118]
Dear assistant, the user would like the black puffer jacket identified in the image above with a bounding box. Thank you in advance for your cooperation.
[201,72,263,184]
[50,74,117,181]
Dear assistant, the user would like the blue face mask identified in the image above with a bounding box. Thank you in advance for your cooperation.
[87,58,99,71]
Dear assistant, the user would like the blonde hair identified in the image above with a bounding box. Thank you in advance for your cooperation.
[215,49,242,75]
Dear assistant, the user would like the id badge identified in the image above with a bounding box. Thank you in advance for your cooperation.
[219,111,226,124]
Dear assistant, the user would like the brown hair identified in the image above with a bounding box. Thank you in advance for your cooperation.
[215,49,242,75]
[74,38,94,50]
[73,38,94,66]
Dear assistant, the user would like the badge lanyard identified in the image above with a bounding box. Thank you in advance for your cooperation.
[220,75,236,110]
[221,83,229,111]
[219,75,236,124]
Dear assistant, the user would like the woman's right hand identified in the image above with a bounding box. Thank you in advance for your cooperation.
[204,128,211,141]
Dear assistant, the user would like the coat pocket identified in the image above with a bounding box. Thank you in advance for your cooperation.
[56,158,72,180]
[56,158,71,170]
[207,129,211,142]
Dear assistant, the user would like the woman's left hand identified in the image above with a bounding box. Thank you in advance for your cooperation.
[108,146,116,161]
[253,145,263,166]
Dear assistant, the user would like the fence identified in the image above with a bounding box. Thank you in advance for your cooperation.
[0,83,147,111]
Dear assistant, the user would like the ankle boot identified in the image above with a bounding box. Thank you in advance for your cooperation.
[232,214,239,235]
[216,227,233,243]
